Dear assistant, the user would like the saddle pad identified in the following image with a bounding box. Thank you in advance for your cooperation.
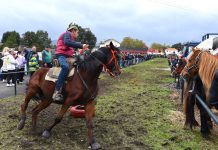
[45,67,75,83]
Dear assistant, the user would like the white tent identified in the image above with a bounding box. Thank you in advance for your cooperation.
[196,37,215,50]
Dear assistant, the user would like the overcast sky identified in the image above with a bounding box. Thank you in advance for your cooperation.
[0,0,217,46]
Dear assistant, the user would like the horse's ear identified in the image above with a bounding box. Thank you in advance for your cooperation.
[109,42,115,50]
[193,47,197,52]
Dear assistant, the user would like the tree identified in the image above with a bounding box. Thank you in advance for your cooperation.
[21,30,51,51]
[1,31,20,48]
[171,43,182,51]
[120,37,148,50]
[151,42,170,51]
[74,24,97,50]
[20,31,37,47]
[35,30,51,50]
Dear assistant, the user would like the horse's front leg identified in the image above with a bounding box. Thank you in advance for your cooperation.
[42,104,69,138]
[31,100,52,131]
[199,106,211,138]
[85,101,101,150]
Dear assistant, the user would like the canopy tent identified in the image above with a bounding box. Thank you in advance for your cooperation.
[196,37,214,50]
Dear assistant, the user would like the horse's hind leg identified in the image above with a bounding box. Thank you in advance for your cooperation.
[17,90,37,130]
[31,100,52,131]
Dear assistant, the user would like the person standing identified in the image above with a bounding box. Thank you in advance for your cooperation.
[28,51,39,77]
[1,51,10,83]
[52,22,89,102]
[6,50,18,86]
[42,45,52,68]
[16,51,26,83]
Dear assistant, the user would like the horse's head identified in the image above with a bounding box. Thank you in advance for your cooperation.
[98,42,121,77]
[173,58,187,77]
[102,42,121,77]
[181,48,202,79]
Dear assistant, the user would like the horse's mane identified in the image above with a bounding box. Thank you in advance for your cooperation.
[199,51,218,96]
[78,47,108,72]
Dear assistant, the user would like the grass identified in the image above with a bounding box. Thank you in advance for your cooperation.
[0,58,218,150]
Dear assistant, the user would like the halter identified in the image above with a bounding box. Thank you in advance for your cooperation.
[92,48,120,77]
[184,51,203,76]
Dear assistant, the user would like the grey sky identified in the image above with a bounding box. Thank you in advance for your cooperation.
[0,0,217,46]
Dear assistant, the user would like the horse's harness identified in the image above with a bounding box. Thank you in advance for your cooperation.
[184,51,203,76]
[77,48,120,100]
[91,48,120,77]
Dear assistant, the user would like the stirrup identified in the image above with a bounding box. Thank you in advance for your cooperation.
[53,92,64,102]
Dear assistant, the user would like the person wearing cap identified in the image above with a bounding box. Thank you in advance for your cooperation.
[42,45,52,68]
[53,23,89,102]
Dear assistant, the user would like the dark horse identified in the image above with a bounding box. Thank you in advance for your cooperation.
[172,57,187,89]
[181,48,218,138]
[17,42,121,150]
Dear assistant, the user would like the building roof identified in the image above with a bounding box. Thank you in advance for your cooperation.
[101,39,120,44]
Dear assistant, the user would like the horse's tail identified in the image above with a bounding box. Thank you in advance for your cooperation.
[183,78,198,129]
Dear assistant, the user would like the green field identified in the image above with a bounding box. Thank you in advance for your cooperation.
[0,58,218,150]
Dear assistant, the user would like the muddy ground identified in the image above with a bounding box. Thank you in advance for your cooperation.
[1,58,218,150]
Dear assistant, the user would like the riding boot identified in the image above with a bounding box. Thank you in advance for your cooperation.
[52,90,64,102]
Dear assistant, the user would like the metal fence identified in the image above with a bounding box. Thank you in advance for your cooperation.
[0,71,33,96]
[179,77,218,125]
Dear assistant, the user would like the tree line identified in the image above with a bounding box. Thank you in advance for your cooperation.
[0,24,97,51]
[0,23,182,52]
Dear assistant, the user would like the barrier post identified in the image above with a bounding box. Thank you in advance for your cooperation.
[14,72,17,96]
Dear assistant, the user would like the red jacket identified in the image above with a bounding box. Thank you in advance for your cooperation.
[55,31,75,57]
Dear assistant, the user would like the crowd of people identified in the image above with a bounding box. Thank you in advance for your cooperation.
[0,45,52,87]
[119,53,153,68]
[0,45,154,88]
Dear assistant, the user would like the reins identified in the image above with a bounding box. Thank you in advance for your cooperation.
[185,51,203,76]
[91,48,120,77]
[76,47,120,100]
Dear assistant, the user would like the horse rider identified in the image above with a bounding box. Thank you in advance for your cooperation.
[53,23,89,102]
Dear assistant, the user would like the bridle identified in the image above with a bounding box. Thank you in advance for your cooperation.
[92,48,121,77]
[184,51,203,76]
[76,47,120,100]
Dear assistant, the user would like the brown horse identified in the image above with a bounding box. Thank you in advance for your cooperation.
[17,42,121,150]
[172,57,187,77]
[181,48,218,137]
[172,57,187,88]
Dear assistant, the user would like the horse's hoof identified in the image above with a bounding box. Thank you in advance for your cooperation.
[17,120,25,130]
[42,130,51,138]
[91,142,101,150]
[202,133,210,139]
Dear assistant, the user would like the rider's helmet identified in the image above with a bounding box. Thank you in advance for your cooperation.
[67,22,79,31]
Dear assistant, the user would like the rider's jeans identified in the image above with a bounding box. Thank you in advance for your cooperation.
[55,55,69,91]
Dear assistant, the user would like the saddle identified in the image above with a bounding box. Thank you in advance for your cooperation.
[45,58,76,82]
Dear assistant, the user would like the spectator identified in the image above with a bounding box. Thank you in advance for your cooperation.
[42,45,52,68]
[2,47,9,56]
[26,46,39,71]
[16,51,26,83]
[0,53,3,81]
[1,51,10,83]
[6,49,18,86]
[28,51,39,77]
